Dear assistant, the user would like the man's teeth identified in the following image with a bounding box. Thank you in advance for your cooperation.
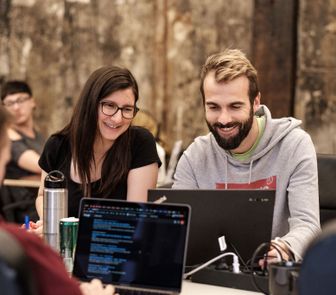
[221,126,235,131]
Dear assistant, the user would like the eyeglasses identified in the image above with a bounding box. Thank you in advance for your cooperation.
[2,95,31,108]
[100,101,139,119]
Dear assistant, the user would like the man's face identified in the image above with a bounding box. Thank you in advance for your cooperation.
[203,72,260,153]
[2,92,35,126]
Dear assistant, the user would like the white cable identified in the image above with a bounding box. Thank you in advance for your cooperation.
[273,237,303,261]
[183,252,240,279]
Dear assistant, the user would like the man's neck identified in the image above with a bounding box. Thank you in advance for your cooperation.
[14,120,35,138]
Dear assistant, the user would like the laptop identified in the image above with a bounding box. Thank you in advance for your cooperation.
[72,198,190,294]
[148,189,275,267]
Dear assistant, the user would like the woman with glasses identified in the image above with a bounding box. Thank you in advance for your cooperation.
[34,66,160,229]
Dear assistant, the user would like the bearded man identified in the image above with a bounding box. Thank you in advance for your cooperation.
[173,49,320,262]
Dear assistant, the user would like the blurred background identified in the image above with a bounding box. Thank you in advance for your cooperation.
[0,0,335,154]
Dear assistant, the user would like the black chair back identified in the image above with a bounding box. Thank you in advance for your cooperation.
[317,154,336,226]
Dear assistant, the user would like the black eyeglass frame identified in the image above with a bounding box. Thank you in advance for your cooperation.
[99,101,139,119]
[2,95,32,107]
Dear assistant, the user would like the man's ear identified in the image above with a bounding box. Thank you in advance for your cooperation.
[31,97,36,109]
[253,92,261,113]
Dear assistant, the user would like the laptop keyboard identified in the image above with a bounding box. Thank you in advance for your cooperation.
[115,287,170,295]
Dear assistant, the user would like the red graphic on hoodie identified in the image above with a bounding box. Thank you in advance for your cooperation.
[216,176,276,190]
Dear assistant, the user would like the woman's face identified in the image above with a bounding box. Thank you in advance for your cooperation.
[0,135,11,183]
[97,88,136,146]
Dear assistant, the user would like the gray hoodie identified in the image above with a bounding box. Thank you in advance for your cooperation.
[173,105,320,257]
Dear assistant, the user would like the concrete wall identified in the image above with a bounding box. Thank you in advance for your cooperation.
[0,0,335,153]
[295,0,336,153]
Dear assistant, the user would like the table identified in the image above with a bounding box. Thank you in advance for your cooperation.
[3,174,41,188]
[181,281,261,294]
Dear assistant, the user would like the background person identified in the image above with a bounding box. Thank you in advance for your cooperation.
[35,66,160,227]
[1,80,44,178]
[0,80,44,222]
[173,49,320,260]
[0,105,115,295]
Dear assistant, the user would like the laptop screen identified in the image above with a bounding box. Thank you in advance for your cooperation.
[73,198,190,292]
[148,189,275,267]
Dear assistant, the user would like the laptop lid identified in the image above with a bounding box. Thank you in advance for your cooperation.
[73,198,190,293]
[148,189,275,267]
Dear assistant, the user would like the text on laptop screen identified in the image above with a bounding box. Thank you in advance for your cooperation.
[73,199,190,292]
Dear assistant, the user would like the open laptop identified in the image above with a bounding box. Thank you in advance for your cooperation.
[148,189,275,267]
[72,198,190,294]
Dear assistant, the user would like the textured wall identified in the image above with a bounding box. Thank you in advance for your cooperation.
[296,0,336,153]
[164,0,253,148]
[0,0,253,152]
[0,0,335,153]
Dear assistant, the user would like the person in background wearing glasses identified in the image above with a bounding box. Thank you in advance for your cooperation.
[0,81,44,222]
[34,66,161,234]
[1,81,44,178]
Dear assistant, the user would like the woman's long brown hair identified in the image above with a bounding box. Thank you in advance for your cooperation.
[60,66,139,197]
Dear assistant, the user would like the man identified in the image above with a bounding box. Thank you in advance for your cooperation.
[0,106,115,295]
[1,81,44,222]
[1,80,44,178]
[173,49,320,259]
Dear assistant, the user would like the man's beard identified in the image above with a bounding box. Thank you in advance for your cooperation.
[206,107,254,151]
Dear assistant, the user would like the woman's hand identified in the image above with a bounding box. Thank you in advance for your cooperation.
[22,220,43,237]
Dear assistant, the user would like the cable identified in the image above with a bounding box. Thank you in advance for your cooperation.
[183,252,240,279]
[250,242,271,295]
[250,240,296,295]
[228,241,249,271]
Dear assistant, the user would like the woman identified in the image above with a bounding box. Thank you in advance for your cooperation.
[35,66,160,219]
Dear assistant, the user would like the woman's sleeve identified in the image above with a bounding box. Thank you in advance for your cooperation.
[131,127,162,169]
[38,135,64,172]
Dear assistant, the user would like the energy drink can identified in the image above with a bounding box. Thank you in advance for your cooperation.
[59,217,79,273]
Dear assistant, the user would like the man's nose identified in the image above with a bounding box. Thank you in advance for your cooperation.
[12,102,21,110]
[217,109,232,126]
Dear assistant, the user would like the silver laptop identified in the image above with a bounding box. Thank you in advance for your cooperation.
[73,198,191,294]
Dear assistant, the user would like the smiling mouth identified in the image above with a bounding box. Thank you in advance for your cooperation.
[104,122,120,129]
[217,125,238,136]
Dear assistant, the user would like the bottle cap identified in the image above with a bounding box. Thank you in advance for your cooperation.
[44,170,67,188]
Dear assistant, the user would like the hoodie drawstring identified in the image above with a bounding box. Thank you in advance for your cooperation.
[248,160,254,184]
[225,156,228,189]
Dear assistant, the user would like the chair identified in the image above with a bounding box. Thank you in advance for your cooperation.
[0,186,38,223]
[317,154,336,226]
[0,228,37,294]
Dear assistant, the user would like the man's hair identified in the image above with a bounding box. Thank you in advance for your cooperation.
[1,80,32,101]
[200,49,259,104]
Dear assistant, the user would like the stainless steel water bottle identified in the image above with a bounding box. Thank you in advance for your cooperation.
[43,170,68,251]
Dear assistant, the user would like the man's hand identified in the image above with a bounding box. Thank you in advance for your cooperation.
[80,279,117,295]
[259,240,290,268]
